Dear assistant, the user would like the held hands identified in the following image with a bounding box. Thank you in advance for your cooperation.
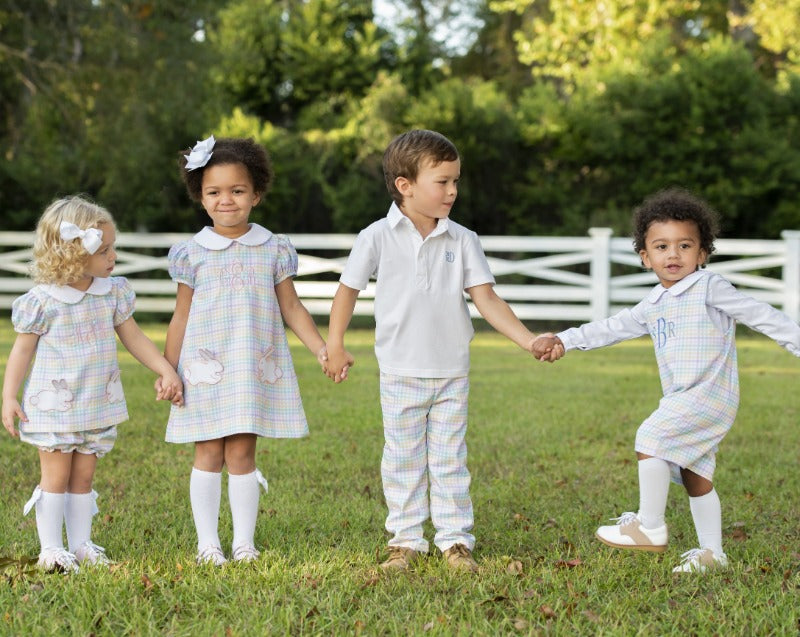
[531,333,566,362]
[154,370,185,406]
[1,398,25,437]
[323,344,355,383]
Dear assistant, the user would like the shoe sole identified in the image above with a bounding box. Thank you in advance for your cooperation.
[595,532,667,553]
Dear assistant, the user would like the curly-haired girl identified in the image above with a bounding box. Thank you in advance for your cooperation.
[2,195,183,573]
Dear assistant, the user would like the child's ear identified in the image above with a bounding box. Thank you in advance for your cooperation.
[639,249,651,269]
[252,192,262,206]
[395,176,413,197]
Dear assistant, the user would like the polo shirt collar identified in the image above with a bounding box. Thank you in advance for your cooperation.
[193,223,272,250]
[386,202,455,238]
[40,276,112,304]
[646,268,705,303]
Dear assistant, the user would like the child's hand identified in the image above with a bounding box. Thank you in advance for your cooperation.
[1,399,25,438]
[325,346,354,383]
[532,333,565,362]
[156,371,184,407]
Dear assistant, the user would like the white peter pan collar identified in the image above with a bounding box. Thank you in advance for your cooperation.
[40,277,113,304]
[646,268,706,303]
[193,224,273,250]
[386,202,455,239]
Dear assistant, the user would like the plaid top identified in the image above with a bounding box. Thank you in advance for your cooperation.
[558,269,800,477]
[165,224,309,443]
[11,277,134,433]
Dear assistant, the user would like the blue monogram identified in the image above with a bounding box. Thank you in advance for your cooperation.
[445,251,455,263]
[651,316,676,348]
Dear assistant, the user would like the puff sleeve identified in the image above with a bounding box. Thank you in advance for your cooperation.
[11,291,48,335]
[273,235,299,285]
[112,277,136,326]
[168,242,195,288]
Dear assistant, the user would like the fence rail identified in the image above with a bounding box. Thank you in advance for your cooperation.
[2,229,799,322]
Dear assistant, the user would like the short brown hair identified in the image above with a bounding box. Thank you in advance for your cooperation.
[382,130,459,205]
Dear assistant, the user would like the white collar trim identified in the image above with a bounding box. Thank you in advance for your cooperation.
[40,277,112,304]
[193,224,272,250]
[647,269,705,303]
[386,202,454,238]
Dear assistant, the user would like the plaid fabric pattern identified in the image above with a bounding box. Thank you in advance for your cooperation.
[20,425,117,457]
[12,278,133,433]
[379,373,474,553]
[165,234,309,443]
[635,273,739,482]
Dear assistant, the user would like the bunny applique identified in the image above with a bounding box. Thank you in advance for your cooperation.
[105,370,124,403]
[29,379,74,412]
[256,346,283,384]
[183,348,224,386]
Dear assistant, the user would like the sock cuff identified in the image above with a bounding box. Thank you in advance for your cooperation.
[192,467,222,479]
[227,470,257,484]
[689,488,718,502]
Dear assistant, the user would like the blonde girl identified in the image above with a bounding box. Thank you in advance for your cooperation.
[163,136,343,565]
[2,195,184,573]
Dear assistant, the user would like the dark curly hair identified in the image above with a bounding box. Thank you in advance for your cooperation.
[179,137,273,202]
[633,187,720,267]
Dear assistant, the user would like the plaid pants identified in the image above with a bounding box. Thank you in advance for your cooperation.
[379,373,474,553]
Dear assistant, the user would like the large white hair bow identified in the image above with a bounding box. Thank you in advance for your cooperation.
[184,135,215,171]
[59,221,104,255]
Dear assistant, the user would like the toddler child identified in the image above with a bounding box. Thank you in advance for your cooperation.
[533,187,800,573]
[2,195,183,573]
[325,129,541,572]
[163,135,341,565]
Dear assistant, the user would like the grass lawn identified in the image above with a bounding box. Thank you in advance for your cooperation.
[1,321,799,635]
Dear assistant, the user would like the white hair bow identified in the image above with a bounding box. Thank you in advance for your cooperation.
[59,221,104,255]
[184,135,215,171]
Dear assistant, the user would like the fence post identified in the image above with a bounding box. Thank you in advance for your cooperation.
[781,230,800,322]
[589,227,613,321]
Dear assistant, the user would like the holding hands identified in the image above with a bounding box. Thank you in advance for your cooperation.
[154,370,185,406]
[323,345,355,384]
[532,333,565,362]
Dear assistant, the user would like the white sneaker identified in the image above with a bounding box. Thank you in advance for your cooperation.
[74,541,111,566]
[672,548,728,573]
[37,548,80,574]
[196,545,227,566]
[595,512,668,552]
[232,544,260,563]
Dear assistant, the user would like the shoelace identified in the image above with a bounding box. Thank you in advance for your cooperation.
[80,541,110,563]
[447,544,471,558]
[43,548,80,572]
[609,512,638,526]
[678,548,707,564]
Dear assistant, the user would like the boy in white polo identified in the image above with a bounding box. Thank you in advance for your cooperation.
[325,129,542,572]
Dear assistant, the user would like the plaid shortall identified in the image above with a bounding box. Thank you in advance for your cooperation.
[379,373,474,553]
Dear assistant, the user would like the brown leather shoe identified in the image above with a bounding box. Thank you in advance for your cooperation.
[443,543,478,573]
[380,546,419,571]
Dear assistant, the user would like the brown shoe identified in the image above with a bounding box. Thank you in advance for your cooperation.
[380,546,419,571]
[443,543,478,573]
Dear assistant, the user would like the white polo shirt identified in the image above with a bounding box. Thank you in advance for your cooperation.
[340,203,495,377]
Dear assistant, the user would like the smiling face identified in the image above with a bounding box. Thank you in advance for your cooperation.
[200,162,261,238]
[396,157,460,235]
[639,219,707,288]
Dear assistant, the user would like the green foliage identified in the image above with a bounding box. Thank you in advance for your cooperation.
[1,324,799,633]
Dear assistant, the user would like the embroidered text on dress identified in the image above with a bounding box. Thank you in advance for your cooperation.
[218,262,257,291]
[650,317,677,348]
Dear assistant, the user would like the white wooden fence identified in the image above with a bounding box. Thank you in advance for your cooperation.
[2,229,799,322]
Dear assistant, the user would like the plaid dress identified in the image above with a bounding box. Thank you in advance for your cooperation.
[165,224,308,443]
[558,269,800,482]
[11,277,134,433]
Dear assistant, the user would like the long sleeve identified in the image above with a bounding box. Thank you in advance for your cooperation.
[557,303,650,352]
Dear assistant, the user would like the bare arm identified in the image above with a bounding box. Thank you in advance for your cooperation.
[275,277,326,363]
[1,332,39,437]
[164,283,193,368]
[467,283,537,353]
[326,283,359,382]
[116,316,184,405]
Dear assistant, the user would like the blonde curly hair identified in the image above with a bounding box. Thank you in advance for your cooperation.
[31,195,116,285]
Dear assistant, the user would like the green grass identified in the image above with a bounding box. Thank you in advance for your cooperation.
[1,322,799,635]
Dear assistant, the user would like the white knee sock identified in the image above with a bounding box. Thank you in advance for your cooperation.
[190,468,222,551]
[64,492,95,551]
[638,457,671,529]
[689,489,723,555]
[35,491,66,551]
[228,471,259,551]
